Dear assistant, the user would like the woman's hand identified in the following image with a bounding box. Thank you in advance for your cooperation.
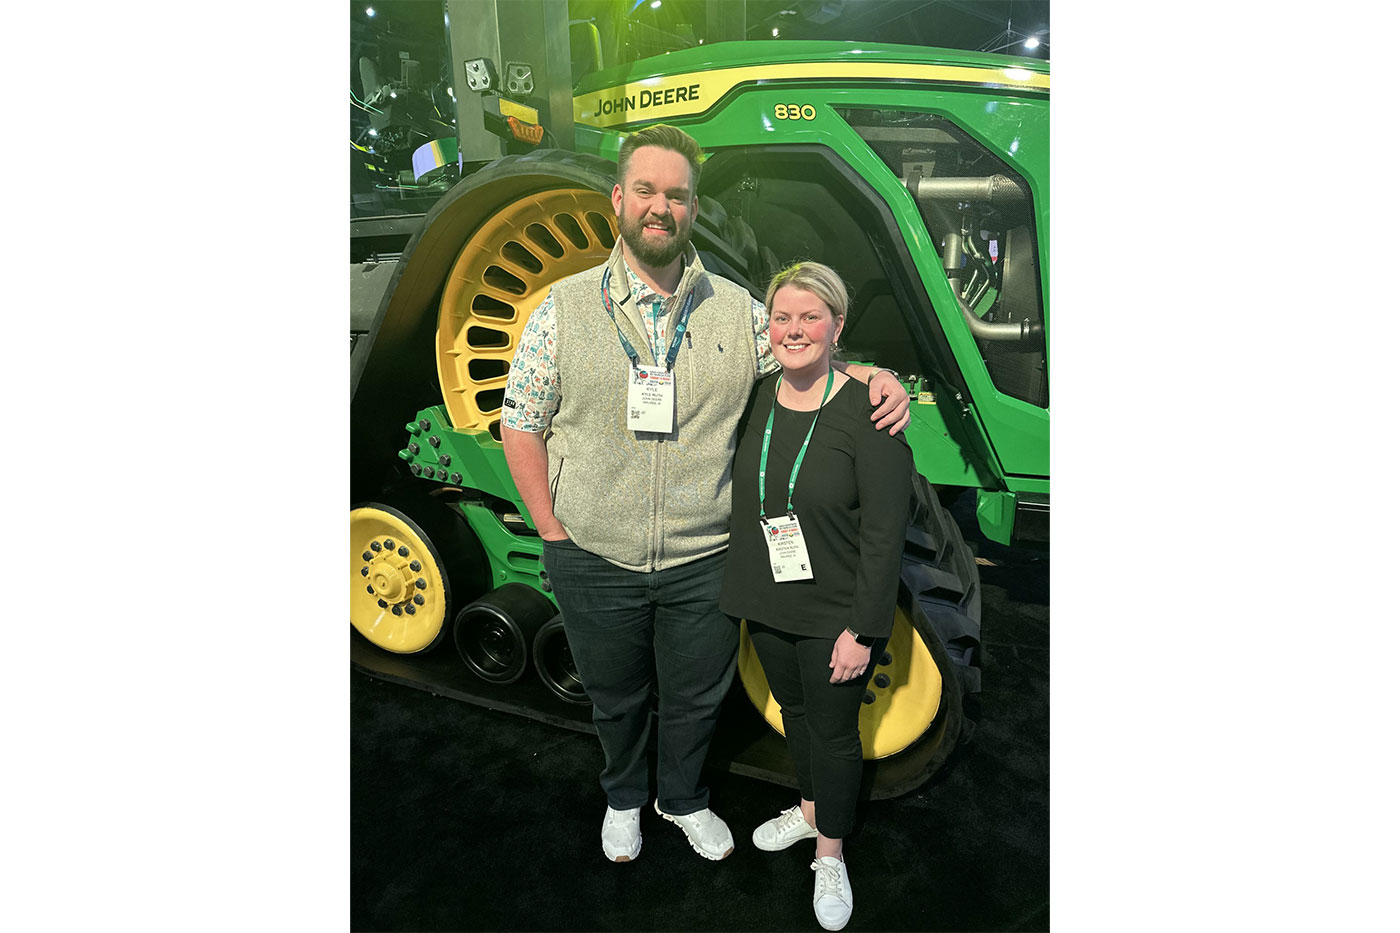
[829,629,873,684]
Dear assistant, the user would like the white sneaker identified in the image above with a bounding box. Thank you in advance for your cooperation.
[752,805,819,851]
[653,800,735,860]
[601,806,642,862]
[811,856,854,931]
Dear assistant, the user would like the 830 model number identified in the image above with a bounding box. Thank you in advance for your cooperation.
[774,104,817,121]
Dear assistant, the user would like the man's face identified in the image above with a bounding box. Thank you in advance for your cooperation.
[612,145,697,269]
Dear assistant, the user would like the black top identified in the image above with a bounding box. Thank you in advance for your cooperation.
[719,373,913,639]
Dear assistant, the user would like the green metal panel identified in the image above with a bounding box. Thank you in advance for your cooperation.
[975,490,1016,545]
[571,40,1050,95]
[398,407,524,510]
[457,501,553,598]
[399,406,554,599]
[904,392,988,489]
[1004,476,1049,495]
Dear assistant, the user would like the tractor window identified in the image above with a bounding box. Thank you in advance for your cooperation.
[697,149,929,383]
[352,3,461,218]
[838,109,1048,409]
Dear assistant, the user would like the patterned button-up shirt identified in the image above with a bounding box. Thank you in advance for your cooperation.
[501,257,778,433]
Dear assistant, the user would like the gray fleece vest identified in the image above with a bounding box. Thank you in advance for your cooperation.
[547,241,758,571]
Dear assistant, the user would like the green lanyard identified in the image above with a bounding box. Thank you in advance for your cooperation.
[758,369,834,520]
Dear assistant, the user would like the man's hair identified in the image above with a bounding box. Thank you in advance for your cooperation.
[764,261,850,321]
[617,124,703,192]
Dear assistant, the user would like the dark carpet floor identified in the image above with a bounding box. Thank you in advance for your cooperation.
[351,501,1048,932]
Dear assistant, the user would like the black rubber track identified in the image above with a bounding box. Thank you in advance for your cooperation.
[906,475,984,735]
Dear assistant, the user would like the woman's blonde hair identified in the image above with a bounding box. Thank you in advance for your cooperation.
[764,261,849,322]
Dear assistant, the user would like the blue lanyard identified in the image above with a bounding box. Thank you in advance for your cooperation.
[600,265,697,371]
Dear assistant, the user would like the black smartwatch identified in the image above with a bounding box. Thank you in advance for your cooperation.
[844,627,877,648]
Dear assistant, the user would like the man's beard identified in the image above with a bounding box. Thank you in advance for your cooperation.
[619,212,691,268]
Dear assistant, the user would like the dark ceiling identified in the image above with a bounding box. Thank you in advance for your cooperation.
[351,1,1050,75]
[702,0,1047,56]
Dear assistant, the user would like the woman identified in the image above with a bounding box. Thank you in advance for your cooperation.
[720,262,912,932]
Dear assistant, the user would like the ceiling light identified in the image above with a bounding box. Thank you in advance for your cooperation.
[368,128,379,136]
[772,28,780,37]
[1024,37,1040,49]
[365,6,375,16]
[650,0,661,8]
[389,91,397,98]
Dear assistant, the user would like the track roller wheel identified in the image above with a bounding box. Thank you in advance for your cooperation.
[453,583,556,685]
[533,615,590,705]
[351,503,454,654]
[436,183,617,439]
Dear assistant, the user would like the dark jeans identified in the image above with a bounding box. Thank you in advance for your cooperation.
[745,620,885,839]
[541,539,738,815]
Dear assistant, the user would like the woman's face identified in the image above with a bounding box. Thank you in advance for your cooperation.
[769,285,844,374]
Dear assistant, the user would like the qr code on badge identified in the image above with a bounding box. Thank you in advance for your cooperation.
[630,409,641,419]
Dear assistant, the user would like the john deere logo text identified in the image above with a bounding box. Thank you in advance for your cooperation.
[594,83,702,117]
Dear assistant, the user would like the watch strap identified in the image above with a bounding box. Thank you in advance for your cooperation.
[845,626,877,648]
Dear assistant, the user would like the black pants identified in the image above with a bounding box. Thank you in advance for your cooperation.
[541,538,738,815]
[746,620,884,840]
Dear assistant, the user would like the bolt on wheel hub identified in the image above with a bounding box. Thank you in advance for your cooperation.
[368,562,408,602]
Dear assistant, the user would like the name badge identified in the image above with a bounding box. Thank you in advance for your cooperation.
[627,365,674,433]
[761,514,814,582]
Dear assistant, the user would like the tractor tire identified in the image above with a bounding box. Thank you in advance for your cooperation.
[907,474,983,718]
[352,150,624,500]
[350,493,490,654]
[736,474,983,793]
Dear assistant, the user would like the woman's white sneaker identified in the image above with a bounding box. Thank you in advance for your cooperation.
[811,856,854,931]
[752,805,819,851]
[601,806,642,862]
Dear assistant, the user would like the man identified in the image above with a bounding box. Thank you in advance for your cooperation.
[501,124,909,864]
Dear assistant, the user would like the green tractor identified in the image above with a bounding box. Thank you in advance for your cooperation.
[350,1,1048,799]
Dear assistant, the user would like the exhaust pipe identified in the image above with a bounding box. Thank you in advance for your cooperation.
[911,174,1023,205]
[944,232,1042,344]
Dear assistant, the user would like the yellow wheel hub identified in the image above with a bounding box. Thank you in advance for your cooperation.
[436,187,618,436]
[350,505,448,654]
[737,607,944,760]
